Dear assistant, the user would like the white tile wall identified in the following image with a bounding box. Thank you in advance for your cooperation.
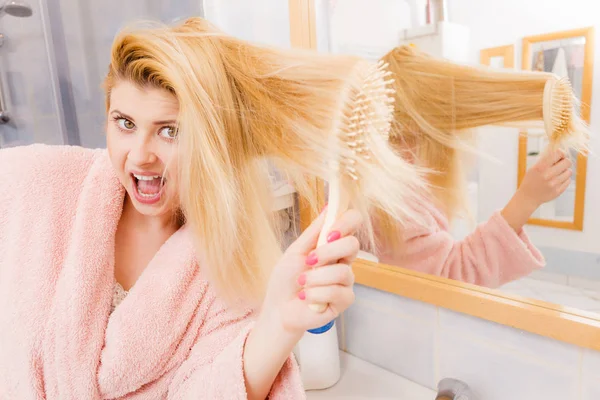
[341,284,600,399]
[438,309,581,367]
[582,349,600,400]
[344,285,437,388]
[438,331,579,400]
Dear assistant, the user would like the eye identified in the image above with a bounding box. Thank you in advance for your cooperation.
[159,126,178,139]
[116,118,135,131]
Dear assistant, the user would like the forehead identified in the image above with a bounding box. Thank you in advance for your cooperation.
[109,81,179,119]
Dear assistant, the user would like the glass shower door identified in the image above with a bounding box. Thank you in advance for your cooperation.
[0,0,205,149]
[0,0,63,148]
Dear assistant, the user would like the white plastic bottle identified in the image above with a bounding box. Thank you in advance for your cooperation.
[294,320,341,390]
[295,250,378,390]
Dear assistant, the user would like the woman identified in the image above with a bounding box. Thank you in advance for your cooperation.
[0,18,386,399]
[373,45,581,288]
[377,146,570,288]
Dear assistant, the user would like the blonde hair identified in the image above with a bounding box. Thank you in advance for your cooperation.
[382,45,589,220]
[104,18,425,304]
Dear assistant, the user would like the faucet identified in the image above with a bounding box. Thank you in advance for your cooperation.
[435,378,478,400]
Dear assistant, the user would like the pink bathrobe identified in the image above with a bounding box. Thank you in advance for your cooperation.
[377,199,546,288]
[0,144,305,399]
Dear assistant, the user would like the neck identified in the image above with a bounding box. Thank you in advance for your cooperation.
[121,195,180,233]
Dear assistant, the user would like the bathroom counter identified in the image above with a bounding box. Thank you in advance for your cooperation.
[306,351,436,399]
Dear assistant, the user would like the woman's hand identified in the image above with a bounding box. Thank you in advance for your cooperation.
[501,148,573,232]
[518,148,573,207]
[264,207,362,335]
[243,207,362,399]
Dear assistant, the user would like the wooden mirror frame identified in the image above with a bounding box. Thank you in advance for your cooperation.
[517,27,594,231]
[480,44,514,69]
[288,0,600,351]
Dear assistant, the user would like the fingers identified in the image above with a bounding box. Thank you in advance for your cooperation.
[302,263,355,288]
[556,177,571,195]
[554,167,573,186]
[289,207,363,257]
[324,209,363,241]
[306,236,360,269]
[539,148,566,167]
[547,157,572,178]
[303,285,355,310]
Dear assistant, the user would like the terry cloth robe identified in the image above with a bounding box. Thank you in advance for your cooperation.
[0,144,305,399]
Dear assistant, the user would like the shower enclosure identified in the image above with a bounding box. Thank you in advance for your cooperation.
[0,0,291,149]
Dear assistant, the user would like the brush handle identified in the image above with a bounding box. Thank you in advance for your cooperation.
[308,166,350,313]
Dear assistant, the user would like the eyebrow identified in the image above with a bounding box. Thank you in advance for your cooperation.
[110,109,177,126]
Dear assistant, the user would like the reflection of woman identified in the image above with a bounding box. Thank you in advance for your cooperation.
[0,18,369,398]
[377,147,571,288]
[374,45,577,288]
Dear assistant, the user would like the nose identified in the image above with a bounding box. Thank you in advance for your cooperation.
[128,132,158,166]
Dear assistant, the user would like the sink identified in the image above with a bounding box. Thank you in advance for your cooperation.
[306,351,436,399]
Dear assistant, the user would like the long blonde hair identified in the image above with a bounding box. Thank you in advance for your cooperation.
[104,18,425,304]
[382,45,589,221]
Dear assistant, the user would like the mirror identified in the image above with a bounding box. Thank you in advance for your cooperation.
[518,28,593,231]
[307,1,599,318]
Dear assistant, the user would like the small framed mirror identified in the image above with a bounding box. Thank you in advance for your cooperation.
[480,44,514,70]
[519,27,594,230]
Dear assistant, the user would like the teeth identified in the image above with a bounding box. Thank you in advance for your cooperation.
[138,191,158,198]
[133,174,161,181]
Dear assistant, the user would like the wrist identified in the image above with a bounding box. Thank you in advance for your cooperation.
[255,307,303,348]
[501,189,539,233]
[514,188,540,213]
[243,308,301,400]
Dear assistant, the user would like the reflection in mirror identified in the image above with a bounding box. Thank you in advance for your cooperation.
[518,29,592,231]
[525,131,578,222]
[314,4,598,317]
[531,37,586,115]
[488,55,505,68]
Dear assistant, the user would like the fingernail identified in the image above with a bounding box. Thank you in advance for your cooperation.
[321,203,328,212]
[298,291,306,300]
[327,231,341,242]
[297,274,306,286]
[306,252,318,266]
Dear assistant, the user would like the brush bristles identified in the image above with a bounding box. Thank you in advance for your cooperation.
[332,59,429,244]
[339,60,397,181]
[543,76,590,153]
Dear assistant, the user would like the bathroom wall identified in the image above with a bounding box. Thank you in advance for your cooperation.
[204,0,291,49]
[339,284,600,400]
[446,0,600,257]
[319,0,412,58]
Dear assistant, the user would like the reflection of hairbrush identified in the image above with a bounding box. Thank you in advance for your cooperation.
[543,76,588,151]
[381,45,590,152]
[308,60,397,313]
[378,44,590,222]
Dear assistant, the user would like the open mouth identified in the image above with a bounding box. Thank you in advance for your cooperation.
[130,173,166,204]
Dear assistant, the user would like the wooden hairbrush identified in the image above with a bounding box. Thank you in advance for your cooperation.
[543,76,589,152]
[308,59,395,313]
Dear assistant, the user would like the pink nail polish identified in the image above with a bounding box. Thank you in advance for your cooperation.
[327,231,341,242]
[306,252,318,266]
[297,274,306,286]
[321,203,328,212]
[298,291,306,300]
